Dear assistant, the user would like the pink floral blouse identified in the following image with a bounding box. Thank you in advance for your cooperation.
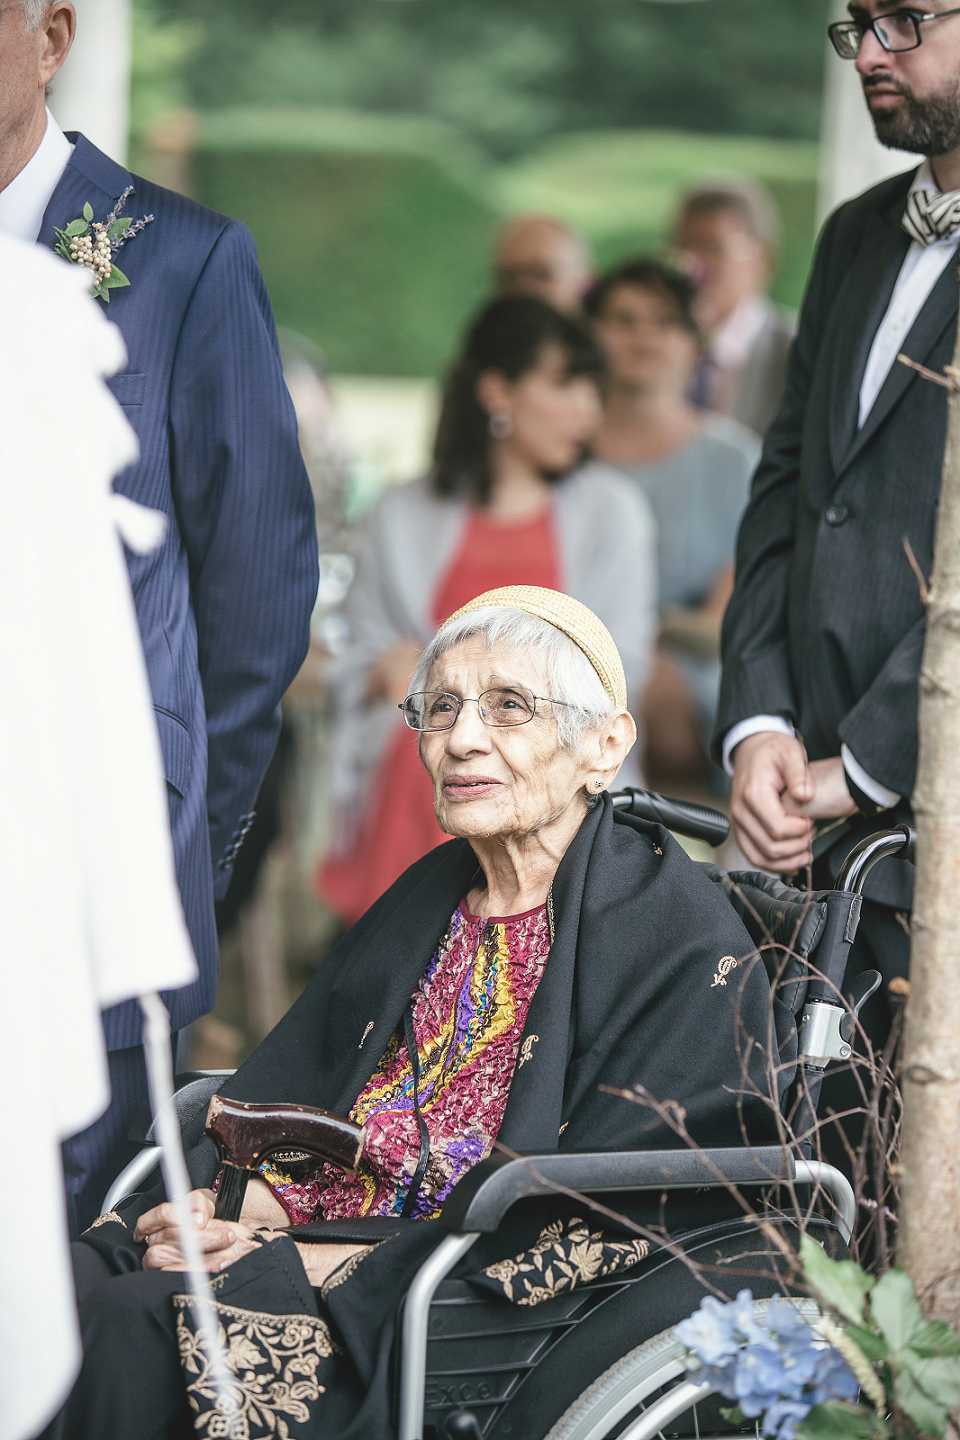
[258,900,550,1224]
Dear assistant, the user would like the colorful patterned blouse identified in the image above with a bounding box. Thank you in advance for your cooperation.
[259,899,550,1224]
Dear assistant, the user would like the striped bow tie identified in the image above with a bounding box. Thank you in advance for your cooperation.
[902,187,960,246]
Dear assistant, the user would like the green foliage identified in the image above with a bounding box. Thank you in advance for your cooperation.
[184,107,824,373]
[801,1235,875,1326]
[134,0,836,370]
[129,0,200,143]
[191,108,497,376]
[151,0,832,155]
[799,1239,960,1439]
[97,264,130,302]
[799,1401,889,1440]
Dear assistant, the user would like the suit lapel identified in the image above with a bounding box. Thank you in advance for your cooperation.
[37,134,133,254]
[827,201,910,473]
[837,243,960,478]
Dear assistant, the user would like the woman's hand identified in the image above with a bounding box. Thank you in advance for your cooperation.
[136,1187,275,1273]
[134,1188,370,1286]
[364,640,422,704]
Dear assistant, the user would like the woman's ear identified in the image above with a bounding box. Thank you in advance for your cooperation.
[591,711,637,791]
[475,369,513,421]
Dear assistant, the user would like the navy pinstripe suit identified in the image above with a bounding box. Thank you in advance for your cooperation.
[41,136,319,1231]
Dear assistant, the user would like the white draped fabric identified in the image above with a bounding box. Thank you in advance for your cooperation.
[0,236,197,1440]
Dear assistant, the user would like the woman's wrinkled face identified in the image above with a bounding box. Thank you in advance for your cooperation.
[418,639,594,841]
[479,341,602,476]
[593,283,698,395]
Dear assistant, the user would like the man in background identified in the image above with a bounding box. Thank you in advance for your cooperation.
[674,179,795,437]
[493,214,594,313]
[0,0,319,1233]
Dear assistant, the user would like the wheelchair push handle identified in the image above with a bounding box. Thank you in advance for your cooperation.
[205,1094,366,1222]
[611,787,730,848]
[835,823,916,895]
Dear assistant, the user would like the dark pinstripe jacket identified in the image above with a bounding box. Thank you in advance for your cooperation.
[40,136,319,1045]
[715,168,958,908]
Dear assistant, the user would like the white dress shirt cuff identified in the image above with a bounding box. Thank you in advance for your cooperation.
[722,715,795,776]
[840,743,900,811]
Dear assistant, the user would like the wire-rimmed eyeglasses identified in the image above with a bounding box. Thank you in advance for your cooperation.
[399,685,573,732]
[829,6,960,58]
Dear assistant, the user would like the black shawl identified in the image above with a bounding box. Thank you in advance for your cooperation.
[178,794,794,1178]
[85,798,797,1440]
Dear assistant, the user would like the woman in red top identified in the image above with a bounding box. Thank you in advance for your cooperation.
[319,297,657,923]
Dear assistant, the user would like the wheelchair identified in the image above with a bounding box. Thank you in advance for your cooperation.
[103,788,914,1440]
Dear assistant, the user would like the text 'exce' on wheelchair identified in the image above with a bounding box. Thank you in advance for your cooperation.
[104,787,914,1440]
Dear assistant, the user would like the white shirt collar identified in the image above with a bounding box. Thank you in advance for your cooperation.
[0,110,73,244]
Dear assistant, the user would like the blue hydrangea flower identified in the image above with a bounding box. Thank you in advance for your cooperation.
[678,1290,859,1439]
[674,1295,742,1367]
[810,1346,859,1407]
[735,1336,802,1415]
[763,1397,812,1440]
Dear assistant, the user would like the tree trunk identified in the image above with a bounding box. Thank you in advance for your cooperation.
[898,325,960,1325]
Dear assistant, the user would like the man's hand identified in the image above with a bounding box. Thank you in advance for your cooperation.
[730,731,815,872]
[782,757,857,822]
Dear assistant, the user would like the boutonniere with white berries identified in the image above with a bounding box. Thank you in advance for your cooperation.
[54,186,154,302]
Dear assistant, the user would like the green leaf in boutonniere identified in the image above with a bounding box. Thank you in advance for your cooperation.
[97,264,130,302]
[53,186,153,303]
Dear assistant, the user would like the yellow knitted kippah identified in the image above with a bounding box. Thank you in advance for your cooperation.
[440,585,627,709]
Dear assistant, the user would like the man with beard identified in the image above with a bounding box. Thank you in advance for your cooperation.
[716,0,960,1042]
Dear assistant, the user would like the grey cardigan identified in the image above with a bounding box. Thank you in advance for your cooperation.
[327,461,658,829]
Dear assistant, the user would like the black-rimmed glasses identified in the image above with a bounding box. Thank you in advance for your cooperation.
[829,6,960,58]
[399,685,573,732]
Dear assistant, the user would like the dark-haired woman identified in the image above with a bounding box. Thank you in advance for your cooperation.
[318,295,656,923]
[587,259,760,785]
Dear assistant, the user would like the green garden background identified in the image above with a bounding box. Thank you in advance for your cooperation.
[134,0,829,377]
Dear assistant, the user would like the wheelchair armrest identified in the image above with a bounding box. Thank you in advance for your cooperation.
[439,1146,794,1233]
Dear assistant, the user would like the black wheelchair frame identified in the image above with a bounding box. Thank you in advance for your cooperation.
[104,788,915,1440]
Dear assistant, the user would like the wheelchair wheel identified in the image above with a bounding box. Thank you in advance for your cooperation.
[544,1297,819,1440]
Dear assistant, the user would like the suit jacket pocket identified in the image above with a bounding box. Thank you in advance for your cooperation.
[154,707,192,799]
[107,371,146,407]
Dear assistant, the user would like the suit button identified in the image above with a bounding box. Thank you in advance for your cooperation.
[825,504,848,526]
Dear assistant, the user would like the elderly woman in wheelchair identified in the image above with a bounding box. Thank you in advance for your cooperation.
[45,588,802,1440]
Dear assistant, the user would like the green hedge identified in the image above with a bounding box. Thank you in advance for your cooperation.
[190,109,821,376]
[193,108,498,376]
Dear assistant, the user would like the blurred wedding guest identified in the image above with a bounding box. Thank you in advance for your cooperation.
[318,295,656,924]
[494,214,594,313]
[587,258,759,784]
[674,180,795,438]
[0,0,318,1233]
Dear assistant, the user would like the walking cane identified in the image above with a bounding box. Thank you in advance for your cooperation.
[205,1094,366,1222]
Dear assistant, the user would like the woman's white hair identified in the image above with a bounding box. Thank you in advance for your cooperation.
[408,606,616,748]
[22,0,48,28]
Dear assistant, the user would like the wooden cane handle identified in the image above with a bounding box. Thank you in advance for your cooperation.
[205,1094,366,1174]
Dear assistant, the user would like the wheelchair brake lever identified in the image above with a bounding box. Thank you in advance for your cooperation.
[839,969,883,1044]
[205,1095,366,1223]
